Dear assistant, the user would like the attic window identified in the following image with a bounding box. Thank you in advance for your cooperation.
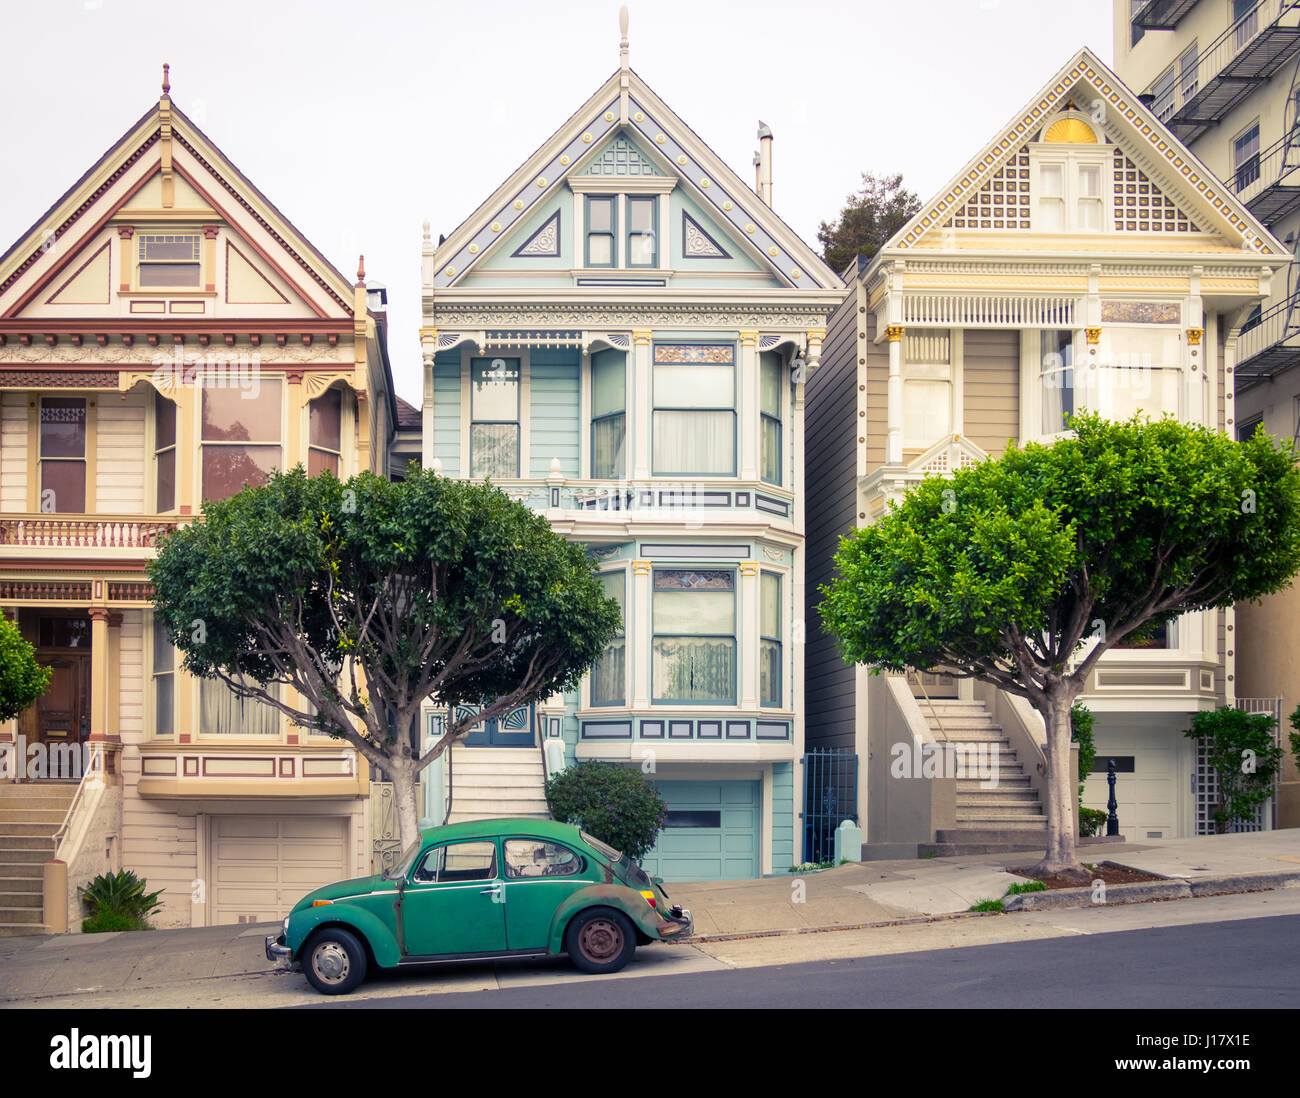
[138,232,201,288]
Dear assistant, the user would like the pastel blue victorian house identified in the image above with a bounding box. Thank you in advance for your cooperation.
[416,14,841,880]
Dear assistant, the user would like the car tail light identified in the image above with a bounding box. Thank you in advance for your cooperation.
[639,889,657,909]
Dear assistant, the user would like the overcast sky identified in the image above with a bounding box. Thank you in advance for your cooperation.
[0,0,1113,403]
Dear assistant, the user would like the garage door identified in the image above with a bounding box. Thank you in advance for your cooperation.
[1085,724,1184,840]
[209,815,349,925]
[641,781,759,882]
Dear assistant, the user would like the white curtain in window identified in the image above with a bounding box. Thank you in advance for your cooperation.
[652,637,735,702]
[200,676,280,735]
[653,410,733,474]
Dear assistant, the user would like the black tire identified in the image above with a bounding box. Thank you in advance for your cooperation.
[301,927,368,995]
[565,908,637,974]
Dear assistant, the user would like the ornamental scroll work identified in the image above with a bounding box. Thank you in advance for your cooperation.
[0,341,354,365]
[1099,301,1181,325]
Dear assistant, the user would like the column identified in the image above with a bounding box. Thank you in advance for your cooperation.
[285,371,304,468]
[740,561,759,711]
[886,325,904,465]
[421,329,437,471]
[632,330,652,480]
[88,607,110,755]
[739,330,758,481]
[107,612,122,744]
[631,560,652,709]
[1186,327,1205,425]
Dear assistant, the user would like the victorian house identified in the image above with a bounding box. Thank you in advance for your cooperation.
[0,71,403,931]
[806,47,1286,855]
[417,18,842,880]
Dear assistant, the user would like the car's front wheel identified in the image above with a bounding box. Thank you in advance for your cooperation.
[301,927,368,995]
[565,908,636,974]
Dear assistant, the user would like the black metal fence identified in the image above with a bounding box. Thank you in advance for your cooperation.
[801,747,858,864]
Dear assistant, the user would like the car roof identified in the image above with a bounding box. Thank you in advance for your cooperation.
[417,817,593,848]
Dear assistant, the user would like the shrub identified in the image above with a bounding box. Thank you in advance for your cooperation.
[1079,807,1109,838]
[1184,708,1284,833]
[78,869,163,929]
[544,761,668,863]
[1071,702,1095,802]
[1288,704,1300,771]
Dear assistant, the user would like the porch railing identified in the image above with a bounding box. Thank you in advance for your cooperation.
[0,515,183,549]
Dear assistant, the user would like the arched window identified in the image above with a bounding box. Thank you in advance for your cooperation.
[1034,114,1109,232]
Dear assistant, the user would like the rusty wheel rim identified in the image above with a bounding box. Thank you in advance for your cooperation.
[578,917,623,963]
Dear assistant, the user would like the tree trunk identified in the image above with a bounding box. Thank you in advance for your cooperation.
[1032,688,1088,881]
[387,756,423,853]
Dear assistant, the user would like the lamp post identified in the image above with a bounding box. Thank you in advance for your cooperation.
[1106,758,1120,837]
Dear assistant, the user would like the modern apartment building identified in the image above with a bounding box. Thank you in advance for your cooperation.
[1115,0,1300,825]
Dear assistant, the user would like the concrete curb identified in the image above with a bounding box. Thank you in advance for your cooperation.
[677,908,1005,945]
[1003,868,1300,912]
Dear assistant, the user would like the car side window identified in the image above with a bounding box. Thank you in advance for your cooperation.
[411,841,497,884]
[504,839,583,879]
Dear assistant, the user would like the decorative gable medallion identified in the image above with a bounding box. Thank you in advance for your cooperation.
[581,134,661,176]
[682,212,730,259]
[512,211,562,257]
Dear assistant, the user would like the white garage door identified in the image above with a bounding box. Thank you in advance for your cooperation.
[1085,720,1188,839]
[210,815,349,925]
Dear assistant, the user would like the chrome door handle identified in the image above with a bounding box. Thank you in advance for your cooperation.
[479,885,501,895]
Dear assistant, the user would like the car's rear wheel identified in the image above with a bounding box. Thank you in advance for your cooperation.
[301,927,368,995]
[565,908,636,974]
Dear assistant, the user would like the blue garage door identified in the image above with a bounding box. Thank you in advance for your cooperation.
[641,780,759,882]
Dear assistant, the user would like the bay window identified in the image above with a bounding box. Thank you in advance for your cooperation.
[652,344,735,475]
[470,357,520,479]
[39,397,86,513]
[199,676,281,736]
[1093,327,1183,421]
[760,572,782,708]
[652,569,735,704]
[590,570,626,705]
[201,381,282,501]
[308,388,342,476]
[1040,330,1075,435]
[902,331,953,449]
[591,349,626,478]
[760,352,782,485]
[154,392,176,511]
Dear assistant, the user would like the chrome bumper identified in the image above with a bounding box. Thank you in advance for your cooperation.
[659,906,693,939]
[265,934,292,963]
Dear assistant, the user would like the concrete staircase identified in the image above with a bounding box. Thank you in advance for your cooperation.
[0,781,75,936]
[445,745,549,825]
[913,698,1050,857]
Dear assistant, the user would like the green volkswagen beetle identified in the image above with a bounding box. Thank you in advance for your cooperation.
[265,818,693,995]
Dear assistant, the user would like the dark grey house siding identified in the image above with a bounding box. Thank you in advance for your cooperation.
[804,286,859,751]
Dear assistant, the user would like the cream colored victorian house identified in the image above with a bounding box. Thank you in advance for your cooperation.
[806,47,1287,854]
[0,72,403,932]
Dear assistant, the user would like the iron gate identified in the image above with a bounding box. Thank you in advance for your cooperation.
[801,747,858,863]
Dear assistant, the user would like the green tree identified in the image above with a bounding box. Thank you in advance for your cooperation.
[1185,708,1284,833]
[817,171,921,274]
[0,616,50,723]
[544,760,668,862]
[148,467,622,848]
[819,413,1300,878]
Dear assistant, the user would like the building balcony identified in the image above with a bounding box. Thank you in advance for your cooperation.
[1228,130,1300,223]
[1150,0,1300,144]
[1236,289,1300,385]
[0,514,184,558]
[1132,0,1200,30]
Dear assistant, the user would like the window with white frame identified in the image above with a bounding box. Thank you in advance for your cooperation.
[201,381,282,501]
[199,676,281,736]
[1152,64,1177,122]
[902,331,953,449]
[1040,330,1076,436]
[1092,326,1183,422]
[1178,41,1199,104]
[760,571,781,708]
[760,352,782,485]
[153,392,176,512]
[590,570,625,706]
[138,232,201,288]
[585,196,616,267]
[591,349,626,479]
[151,615,174,737]
[1234,122,1261,191]
[308,388,343,476]
[652,344,736,476]
[1036,156,1106,232]
[470,357,520,479]
[627,196,658,267]
[652,569,735,704]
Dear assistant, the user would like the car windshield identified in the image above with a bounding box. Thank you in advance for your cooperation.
[392,837,424,878]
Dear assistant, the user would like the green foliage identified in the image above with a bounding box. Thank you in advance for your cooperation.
[0,615,50,723]
[969,898,1004,912]
[78,869,163,928]
[1184,708,1284,833]
[544,761,668,863]
[148,467,621,752]
[1071,702,1096,801]
[817,171,921,273]
[1078,807,1110,838]
[1004,880,1048,896]
[1288,704,1300,771]
[787,861,835,873]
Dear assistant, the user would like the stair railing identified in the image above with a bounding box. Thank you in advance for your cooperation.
[51,741,105,858]
[908,668,949,743]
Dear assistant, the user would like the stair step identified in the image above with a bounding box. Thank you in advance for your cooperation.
[956,776,1031,790]
[956,792,1041,805]
[0,835,54,852]
[448,773,546,789]
[0,906,43,924]
[935,827,1050,844]
[0,891,42,908]
[0,924,46,937]
[0,875,43,893]
[0,849,53,865]
[953,814,1048,828]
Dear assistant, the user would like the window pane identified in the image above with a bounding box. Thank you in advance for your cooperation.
[439,841,497,882]
[309,389,342,450]
[308,448,340,477]
[761,416,781,484]
[1077,199,1102,231]
[760,353,781,417]
[591,638,625,705]
[592,413,626,479]
[1078,164,1101,197]
[156,448,175,511]
[653,363,733,407]
[202,381,282,442]
[1040,330,1075,433]
[1041,164,1064,197]
[504,840,582,878]
[653,637,735,702]
[199,677,280,735]
[903,380,951,446]
[202,445,281,500]
[139,263,200,287]
[629,197,654,232]
[591,350,626,417]
[653,587,735,635]
[41,461,85,513]
[760,639,781,707]
[140,235,200,262]
[588,197,613,232]
[152,616,174,673]
[761,573,780,637]
[471,423,519,478]
[1038,199,1064,233]
[653,410,734,474]
[471,358,519,420]
[155,393,176,449]
[154,674,174,736]
[588,234,613,266]
[40,399,86,457]
[628,233,655,266]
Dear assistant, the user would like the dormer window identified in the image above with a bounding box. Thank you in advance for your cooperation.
[585,197,616,267]
[1033,116,1109,233]
[138,232,201,288]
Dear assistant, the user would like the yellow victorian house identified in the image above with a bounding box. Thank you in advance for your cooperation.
[0,69,404,933]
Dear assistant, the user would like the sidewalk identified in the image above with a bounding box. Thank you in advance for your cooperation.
[1,830,1296,1002]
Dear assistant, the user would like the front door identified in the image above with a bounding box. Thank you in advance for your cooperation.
[402,839,508,957]
[458,703,535,747]
[16,615,92,773]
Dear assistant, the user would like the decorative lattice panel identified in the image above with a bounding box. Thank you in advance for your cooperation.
[1113,149,1201,232]
[946,148,1031,229]
[581,135,661,176]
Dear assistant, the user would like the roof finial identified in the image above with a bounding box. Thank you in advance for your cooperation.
[161,62,170,95]
[356,254,366,285]
[619,5,630,72]
[422,219,431,244]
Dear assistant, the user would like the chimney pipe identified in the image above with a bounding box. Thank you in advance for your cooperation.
[757,121,773,208]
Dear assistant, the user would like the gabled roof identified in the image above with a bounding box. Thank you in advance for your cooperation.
[429,66,840,292]
[875,46,1286,262]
